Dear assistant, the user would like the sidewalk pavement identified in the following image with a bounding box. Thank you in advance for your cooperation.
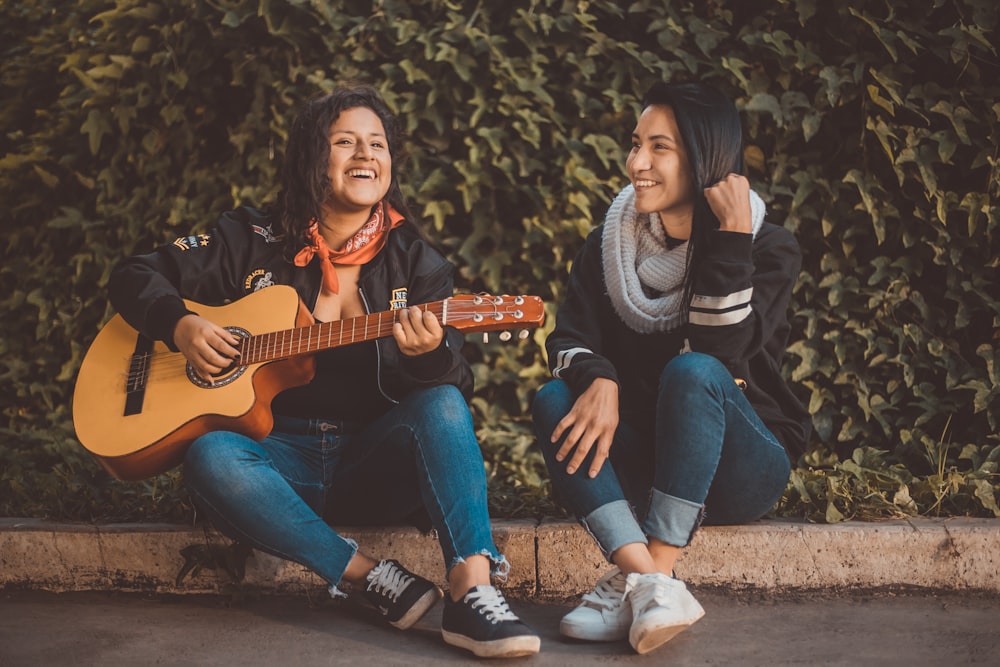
[4,587,999,666]
[2,517,998,599]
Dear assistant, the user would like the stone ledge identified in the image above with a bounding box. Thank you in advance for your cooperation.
[1,517,997,600]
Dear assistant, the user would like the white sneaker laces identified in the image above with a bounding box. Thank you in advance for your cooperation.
[467,587,519,623]
[626,574,677,614]
[580,570,627,612]
[366,561,413,602]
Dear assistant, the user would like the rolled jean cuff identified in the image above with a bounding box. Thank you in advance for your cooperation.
[327,537,360,599]
[448,550,510,583]
[327,535,359,586]
[642,489,705,548]
[581,499,648,560]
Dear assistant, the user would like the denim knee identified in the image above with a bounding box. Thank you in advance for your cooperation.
[659,351,730,394]
[532,380,574,438]
[407,384,469,423]
[531,380,576,477]
[534,378,572,408]
[183,432,244,490]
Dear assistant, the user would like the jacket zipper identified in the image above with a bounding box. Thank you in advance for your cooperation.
[359,286,398,405]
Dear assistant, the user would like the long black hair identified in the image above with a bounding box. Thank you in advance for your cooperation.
[640,82,746,309]
[274,84,418,257]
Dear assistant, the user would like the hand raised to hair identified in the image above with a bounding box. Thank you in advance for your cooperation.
[704,173,752,234]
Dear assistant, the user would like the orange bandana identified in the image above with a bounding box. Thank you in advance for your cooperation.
[293,201,404,294]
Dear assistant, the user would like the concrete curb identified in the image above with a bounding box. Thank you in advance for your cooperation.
[2,517,997,601]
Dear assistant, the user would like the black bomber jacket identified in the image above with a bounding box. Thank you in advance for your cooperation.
[545,222,812,459]
[108,206,474,409]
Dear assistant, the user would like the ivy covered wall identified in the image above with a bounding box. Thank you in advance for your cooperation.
[1,0,997,521]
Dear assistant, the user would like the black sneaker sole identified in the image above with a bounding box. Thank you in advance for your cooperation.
[441,630,541,658]
[389,586,443,630]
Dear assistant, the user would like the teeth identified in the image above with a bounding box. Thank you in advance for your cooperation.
[348,169,376,179]
[634,179,656,188]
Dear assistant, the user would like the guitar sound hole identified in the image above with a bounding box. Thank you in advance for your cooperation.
[187,326,250,389]
[212,360,239,378]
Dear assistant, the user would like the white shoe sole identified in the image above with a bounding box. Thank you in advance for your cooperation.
[442,630,541,658]
[630,608,705,654]
[390,587,443,630]
[560,618,629,642]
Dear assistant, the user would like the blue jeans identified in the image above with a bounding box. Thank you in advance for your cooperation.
[183,384,502,587]
[532,352,791,558]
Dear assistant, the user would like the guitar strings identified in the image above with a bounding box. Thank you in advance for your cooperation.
[120,305,537,386]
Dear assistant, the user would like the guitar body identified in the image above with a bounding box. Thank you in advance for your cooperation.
[73,286,316,481]
[73,286,544,481]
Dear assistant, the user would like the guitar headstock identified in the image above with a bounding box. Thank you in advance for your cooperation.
[444,294,545,338]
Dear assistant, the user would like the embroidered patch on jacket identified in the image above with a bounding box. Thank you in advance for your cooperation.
[172,234,211,251]
[251,224,281,243]
[244,269,276,292]
[390,288,408,310]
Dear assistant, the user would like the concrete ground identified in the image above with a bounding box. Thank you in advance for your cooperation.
[2,517,998,665]
[2,587,998,666]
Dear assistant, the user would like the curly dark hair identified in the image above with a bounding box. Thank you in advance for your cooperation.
[273,84,417,257]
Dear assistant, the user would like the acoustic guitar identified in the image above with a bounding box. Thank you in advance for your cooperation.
[72,285,544,481]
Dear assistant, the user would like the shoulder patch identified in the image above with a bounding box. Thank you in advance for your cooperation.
[172,234,211,251]
[389,287,408,310]
[251,224,282,243]
[244,269,276,293]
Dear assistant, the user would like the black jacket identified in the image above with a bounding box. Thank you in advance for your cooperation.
[109,206,474,413]
[545,222,811,459]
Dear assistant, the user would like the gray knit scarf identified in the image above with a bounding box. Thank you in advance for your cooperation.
[602,184,766,334]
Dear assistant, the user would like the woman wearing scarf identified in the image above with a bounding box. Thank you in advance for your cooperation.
[109,85,539,659]
[533,82,811,654]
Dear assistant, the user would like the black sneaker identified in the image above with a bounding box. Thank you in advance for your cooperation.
[441,585,541,658]
[358,559,442,630]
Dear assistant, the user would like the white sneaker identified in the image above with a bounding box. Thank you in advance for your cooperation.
[559,568,631,641]
[625,572,705,654]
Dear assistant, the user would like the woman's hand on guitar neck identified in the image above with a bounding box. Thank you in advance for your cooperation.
[173,314,242,383]
[392,306,444,356]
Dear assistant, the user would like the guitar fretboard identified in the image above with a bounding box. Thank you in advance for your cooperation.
[237,301,446,365]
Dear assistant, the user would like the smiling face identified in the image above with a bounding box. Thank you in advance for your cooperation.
[324,106,392,216]
[626,104,695,237]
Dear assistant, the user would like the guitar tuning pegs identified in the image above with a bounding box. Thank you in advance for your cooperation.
[483,332,489,343]
[518,329,530,340]
[499,331,512,342]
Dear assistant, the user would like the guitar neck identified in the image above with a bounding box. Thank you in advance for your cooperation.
[237,301,446,365]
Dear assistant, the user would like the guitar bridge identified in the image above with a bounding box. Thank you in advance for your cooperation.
[123,334,153,416]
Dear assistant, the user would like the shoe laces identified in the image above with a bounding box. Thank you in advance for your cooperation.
[366,560,413,602]
[626,573,679,614]
[580,569,627,612]
[466,586,519,624]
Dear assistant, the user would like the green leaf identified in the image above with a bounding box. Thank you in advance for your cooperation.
[80,110,111,156]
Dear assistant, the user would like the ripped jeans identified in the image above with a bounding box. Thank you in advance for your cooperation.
[184,384,504,588]
[532,353,791,559]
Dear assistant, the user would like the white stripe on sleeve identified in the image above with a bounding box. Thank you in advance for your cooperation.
[690,287,753,310]
[553,347,592,378]
[688,304,753,327]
